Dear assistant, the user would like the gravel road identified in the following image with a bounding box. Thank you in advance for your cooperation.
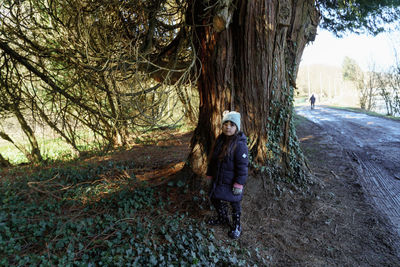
[296,105,400,235]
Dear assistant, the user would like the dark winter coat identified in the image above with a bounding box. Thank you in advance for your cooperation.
[206,132,249,202]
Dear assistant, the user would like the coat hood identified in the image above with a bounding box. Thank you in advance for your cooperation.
[236,131,247,142]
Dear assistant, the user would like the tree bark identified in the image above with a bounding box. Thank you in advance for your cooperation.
[0,153,11,168]
[188,0,319,178]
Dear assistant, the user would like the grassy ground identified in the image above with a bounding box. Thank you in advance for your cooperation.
[325,105,400,121]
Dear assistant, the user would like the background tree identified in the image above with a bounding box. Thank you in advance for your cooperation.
[386,64,400,116]
[377,71,395,116]
[384,45,400,116]
[364,62,380,111]
[342,56,370,109]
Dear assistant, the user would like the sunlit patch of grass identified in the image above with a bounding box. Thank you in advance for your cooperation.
[0,144,29,165]
[0,139,78,165]
[294,96,308,106]
[327,105,400,121]
[0,126,192,166]
[0,134,107,166]
[40,138,79,162]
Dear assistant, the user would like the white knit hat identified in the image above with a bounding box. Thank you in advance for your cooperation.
[222,111,241,131]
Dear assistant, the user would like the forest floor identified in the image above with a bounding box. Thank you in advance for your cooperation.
[99,111,400,266]
[3,108,400,266]
[82,107,400,266]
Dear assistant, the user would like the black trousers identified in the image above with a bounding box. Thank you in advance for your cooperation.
[211,197,241,214]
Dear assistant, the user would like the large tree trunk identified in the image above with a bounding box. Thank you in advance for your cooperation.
[188,0,319,179]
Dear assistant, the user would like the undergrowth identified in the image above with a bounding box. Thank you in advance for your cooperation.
[0,161,251,266]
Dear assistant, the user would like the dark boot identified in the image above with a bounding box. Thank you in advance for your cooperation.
[228,212,241,239]
[207,203,229,226]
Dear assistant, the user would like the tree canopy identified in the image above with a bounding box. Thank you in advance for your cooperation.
[318,0,400,36]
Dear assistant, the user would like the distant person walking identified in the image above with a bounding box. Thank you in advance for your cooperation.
[310,94,316,109]
[205,111,249,239]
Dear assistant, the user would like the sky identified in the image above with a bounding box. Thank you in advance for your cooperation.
[300,28,399,71]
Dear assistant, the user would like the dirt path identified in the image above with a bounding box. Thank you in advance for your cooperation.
[296,105,400,236]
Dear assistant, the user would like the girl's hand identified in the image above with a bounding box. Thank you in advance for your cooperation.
[204,176,212,187]
[232,183,243,195]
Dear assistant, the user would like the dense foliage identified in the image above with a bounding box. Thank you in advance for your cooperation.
[318,0,400,36]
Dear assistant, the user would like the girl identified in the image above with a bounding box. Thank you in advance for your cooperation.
[206,111,249,239]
